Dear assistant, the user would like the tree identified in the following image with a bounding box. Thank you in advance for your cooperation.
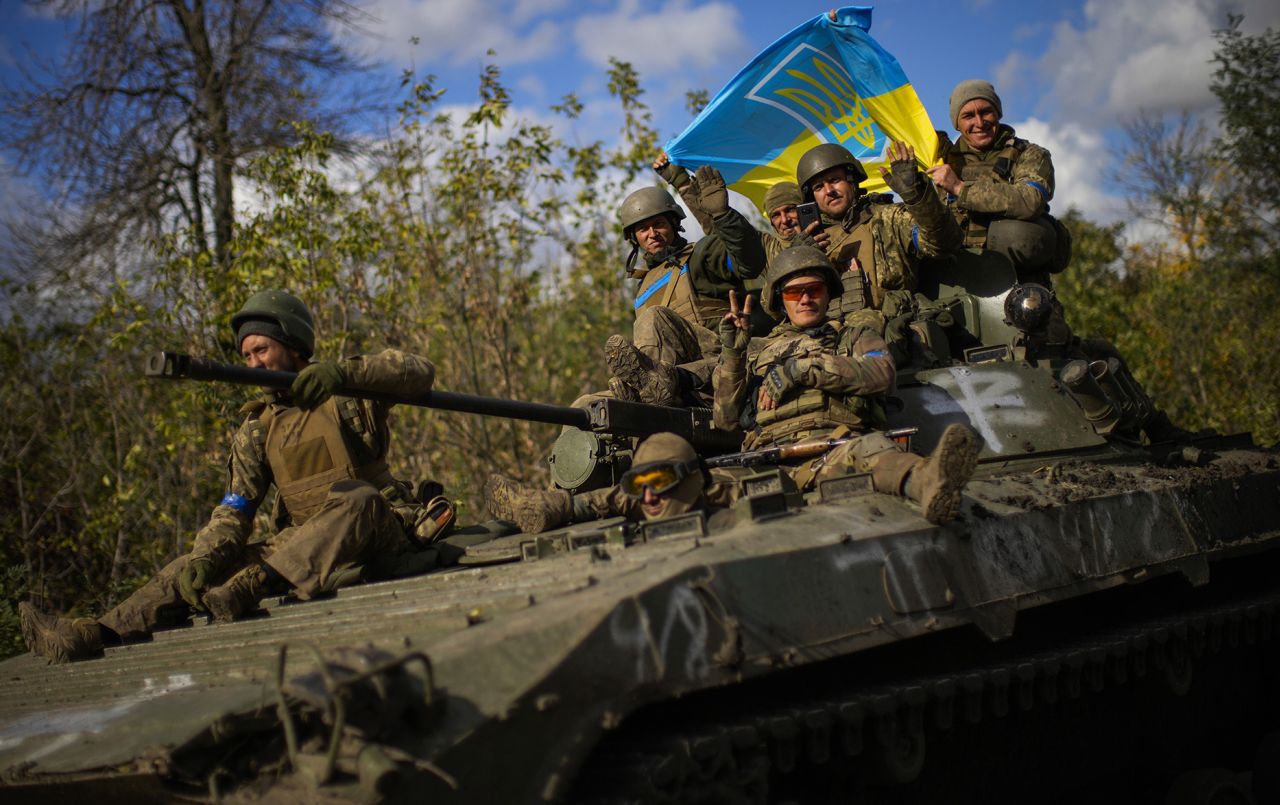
[0,0,375,268]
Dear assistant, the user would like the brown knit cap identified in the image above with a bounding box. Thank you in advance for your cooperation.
[763,181,802,214]
[949,79,1003,128]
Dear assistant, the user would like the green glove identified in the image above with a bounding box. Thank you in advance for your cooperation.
[291,361,346,410]
[178,558,214,610]
[718,315,751,354]
[694,166,730,217]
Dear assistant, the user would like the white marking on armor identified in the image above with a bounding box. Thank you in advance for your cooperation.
[0,673,196,760]
[921,368,1045,452]
[609,585,710,684]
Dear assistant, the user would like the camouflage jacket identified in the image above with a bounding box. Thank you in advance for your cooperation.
[189,349,435,571]
[938,125,1055,247]
[797,181,962,317]
[713,317,894,439]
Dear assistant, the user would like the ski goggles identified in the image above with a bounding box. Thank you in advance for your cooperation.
[619,458,701,498]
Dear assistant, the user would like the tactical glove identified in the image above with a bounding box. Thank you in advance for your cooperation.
[291,361,346,410]
[178,558,214,610]
[718,315,751,354]
[655,160,690,189]
[883,156,926,204]
[694,166,730,217]
[762,359,801,403]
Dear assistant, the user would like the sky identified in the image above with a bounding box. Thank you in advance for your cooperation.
[2,0,1278,226]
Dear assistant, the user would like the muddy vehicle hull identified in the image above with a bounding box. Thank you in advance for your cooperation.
[1,412,1277,802]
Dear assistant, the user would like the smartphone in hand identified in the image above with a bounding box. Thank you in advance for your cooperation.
[796,201,820,232]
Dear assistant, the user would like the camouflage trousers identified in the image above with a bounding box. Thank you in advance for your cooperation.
[635,306,771,405]
[783,430,920,494]
[99,481,406,641]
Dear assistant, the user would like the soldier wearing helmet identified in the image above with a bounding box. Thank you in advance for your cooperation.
[20,290,453,664]
[603,154,767,408]
[483,432,738,534]
[795,140,962,323]
[713,246,979,524]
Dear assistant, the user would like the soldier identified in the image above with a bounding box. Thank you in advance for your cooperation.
[20,290,452,664]
[714,246,979,524]
[605,159,767,407]
[484,433,736,533]
[796,140,963,322]
[927,79,1063,285]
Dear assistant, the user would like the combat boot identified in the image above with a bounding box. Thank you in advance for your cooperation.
[604,335,681,407]
[19,602,104,664]
[203,564,271,623]
[484,475,572,534]
[905,424,980,524]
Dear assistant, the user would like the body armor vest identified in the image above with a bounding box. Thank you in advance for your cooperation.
[823,204,885,315]
[261,396,395,525]
[633,244,731,329]
[944,138,1028,248]
[746,322,886,448]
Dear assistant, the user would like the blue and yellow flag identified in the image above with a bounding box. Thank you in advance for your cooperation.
[664,6,937,210]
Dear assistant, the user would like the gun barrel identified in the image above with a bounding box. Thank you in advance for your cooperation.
[145,351,592,430]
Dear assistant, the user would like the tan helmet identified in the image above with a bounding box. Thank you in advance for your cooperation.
[618,186,685,241]
[761,246,842,318]
[796,143,868,201]
[628,433,705,520]
[231,289,315,358]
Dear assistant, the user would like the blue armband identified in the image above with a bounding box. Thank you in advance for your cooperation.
[220,492,256,514]
[863,351,886,357]
[1024,180,1049,200]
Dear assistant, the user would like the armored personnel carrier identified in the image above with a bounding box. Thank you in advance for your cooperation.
[1,258,1278,804]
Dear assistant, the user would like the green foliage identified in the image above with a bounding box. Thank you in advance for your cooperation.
[0,60,662,657]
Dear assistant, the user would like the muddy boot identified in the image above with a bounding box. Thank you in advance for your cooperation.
[19,602,104,664]
[484,475,572,534]
[604,335,680,407]
[905,424,980,524]
[203,564,271,623]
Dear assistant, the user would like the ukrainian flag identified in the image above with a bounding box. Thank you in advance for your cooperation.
[664,6,937,210]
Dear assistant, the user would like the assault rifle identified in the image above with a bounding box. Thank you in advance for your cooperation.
[705,427,919,469]
[144,352,742,457]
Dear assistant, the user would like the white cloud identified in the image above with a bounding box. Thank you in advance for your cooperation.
[1011,117,1126,224]
[335,0,565,67]
[572,0,749,79]
[1028,0,1280,122]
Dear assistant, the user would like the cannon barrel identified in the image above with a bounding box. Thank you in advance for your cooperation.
[144,351,739,452]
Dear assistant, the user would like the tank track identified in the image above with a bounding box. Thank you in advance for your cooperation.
[574,577,1280,804]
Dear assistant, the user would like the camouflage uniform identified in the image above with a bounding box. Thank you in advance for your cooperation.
[713,317,920,492]
[98,349,435,641]
[937,124,1054,248]
[805,190,962,320]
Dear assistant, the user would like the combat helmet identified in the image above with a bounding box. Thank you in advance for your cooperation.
[796,143,868,201]
[618,186,686,242]
[231,289,315,358]
[761,245,842,318]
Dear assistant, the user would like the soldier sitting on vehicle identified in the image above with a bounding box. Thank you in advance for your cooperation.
[484,433,737,534]
[714,246,979,524]
[21,290,458,664]
[602,158,767,408]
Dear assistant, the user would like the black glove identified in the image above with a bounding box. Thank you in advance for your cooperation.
[178,558,214,610]
[694,166,730,217]
[291,361,346,410]
[883,156,926,203]
[762,360,800,403]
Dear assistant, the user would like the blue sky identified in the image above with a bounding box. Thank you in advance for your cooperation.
[2,0,1278,224]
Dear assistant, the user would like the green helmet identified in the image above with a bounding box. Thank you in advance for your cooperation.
[761,246,842,318]
[618,186,685,241]
[231,289,315,358]
[796,143,868,201]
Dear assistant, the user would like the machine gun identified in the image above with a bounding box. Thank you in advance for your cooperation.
[144,351,741,492]
[705,427,918,469]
